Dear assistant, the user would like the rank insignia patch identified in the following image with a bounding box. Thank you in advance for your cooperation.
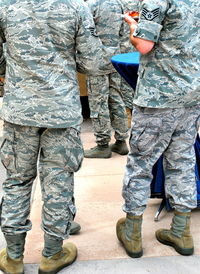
[141,8,160,21]
[89,27,98,37]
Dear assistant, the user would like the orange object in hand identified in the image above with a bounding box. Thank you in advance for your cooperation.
[129,11,139,21]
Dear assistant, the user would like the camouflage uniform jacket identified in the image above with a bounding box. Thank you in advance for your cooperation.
[119,0,139,54]
[133,0,200,108]
[87,0,138,74]
[0,0,112,128]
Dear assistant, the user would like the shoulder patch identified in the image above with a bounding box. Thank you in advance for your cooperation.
[141,8,160,21]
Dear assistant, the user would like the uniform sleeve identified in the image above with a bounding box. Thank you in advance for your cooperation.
[134,0,168,42]
[75,1,116,75]
[86,0,97,18]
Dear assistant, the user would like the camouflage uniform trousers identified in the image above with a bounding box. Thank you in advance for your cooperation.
[122,105,200,215]
[87,72,129,145]
[120,77,134,110]
[0,121,84,240]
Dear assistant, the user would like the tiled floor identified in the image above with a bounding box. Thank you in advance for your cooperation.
[22,119,200,264]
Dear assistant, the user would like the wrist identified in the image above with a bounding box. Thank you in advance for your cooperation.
[130,22,137,36]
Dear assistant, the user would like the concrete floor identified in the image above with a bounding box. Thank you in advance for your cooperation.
[0,102,200,273]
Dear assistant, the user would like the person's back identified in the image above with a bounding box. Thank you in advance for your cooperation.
[0,0,108,128]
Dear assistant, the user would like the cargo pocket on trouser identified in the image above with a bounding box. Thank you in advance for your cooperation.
[64,201,76,236]
[62,129,82,237]
[130,114,162,156]
[42,199,76,240]
[63,128,84,173]
[0,127,17,174]
[0,124,33,233]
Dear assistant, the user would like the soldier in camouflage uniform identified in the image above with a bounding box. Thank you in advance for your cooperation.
[0,0,114,273]
[116,0,200,258]
[84,0,132,158]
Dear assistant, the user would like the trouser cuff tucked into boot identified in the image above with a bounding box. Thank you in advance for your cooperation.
[116,214,143,258]
[155,211,194,256]
[4,233,26,259]
[43,234,63,258]
[39,242,77,274]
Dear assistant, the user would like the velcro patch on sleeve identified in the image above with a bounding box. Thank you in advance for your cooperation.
[141,8,160,21]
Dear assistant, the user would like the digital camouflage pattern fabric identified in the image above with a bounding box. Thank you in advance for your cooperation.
[87,0,138,73]
[123,105,200,215]
[87,72,128,145]
[0,0,114,128]
[85,0,133,146]
[121,0,200,215]
[133,0,200,108]
[0,0,105,248]
[119,0,140,110]
[0,122,83,238]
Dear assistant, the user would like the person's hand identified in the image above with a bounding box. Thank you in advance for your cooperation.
[123,12,138,35]
[0,77,5,83]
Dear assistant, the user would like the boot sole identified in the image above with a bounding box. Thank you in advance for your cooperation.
[38,254,77,274]
[0,268,24,274]
[126,249,143,258]
[156,234,194,256]
[111,148,128,155]
[84,154,112,159]
[117,237,143,258]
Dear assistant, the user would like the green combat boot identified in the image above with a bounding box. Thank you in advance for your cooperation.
[69,221,81,235]
[111,140,129,155]
[84,144,111,158]
[156,211,194,255]
[0,248,24,274]
[39,242,77,274]
[116,214,143,258]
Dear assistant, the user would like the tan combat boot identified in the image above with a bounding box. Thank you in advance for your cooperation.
[156,211,194,255]
[39,242,77,274]
[116,214,143,258]
[0,248,24,274]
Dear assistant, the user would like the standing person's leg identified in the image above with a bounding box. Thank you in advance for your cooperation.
[38,127,84,274]
[0,122,39,274]
[116,107,182,257]
[120,77,134,128]
[156,105,200,255]
[84,74,112,158]
[109,72,129,155]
